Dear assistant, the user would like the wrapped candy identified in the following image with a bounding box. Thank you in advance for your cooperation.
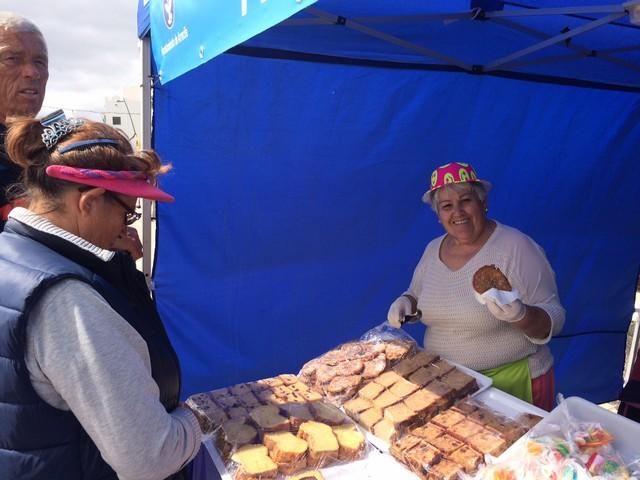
[464,397,637,480]
[573,425,614,454]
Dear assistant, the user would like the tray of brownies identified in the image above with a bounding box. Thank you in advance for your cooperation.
[188,328,545,479]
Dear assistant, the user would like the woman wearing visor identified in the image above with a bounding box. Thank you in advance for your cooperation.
[387,162,565,411]
[0,112,203,479]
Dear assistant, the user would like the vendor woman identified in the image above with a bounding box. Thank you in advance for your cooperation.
[387,162,565,411]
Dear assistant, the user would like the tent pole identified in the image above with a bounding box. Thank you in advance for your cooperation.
[485,12,627,71]
[285,7,628,25]
[486,5,626,17]
[305,7,473,71]
[625,307,640,384]
[491,17,640,75]
[283,12,475,26]
[141,34,154,290]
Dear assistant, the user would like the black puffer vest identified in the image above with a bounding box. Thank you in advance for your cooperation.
[0,219,184,479]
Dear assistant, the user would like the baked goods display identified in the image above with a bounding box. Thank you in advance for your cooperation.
[186,373,367,479]
[190,332,551,479]
[472,265,512,293]
[389,397,540,479]
[343,349,479,444]
[298,339,416,405]
[230,444,278,480]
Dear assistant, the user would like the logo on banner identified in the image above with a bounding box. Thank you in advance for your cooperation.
[163,0,175,29]
[151,0,317,83]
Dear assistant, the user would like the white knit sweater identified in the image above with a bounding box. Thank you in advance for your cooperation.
[406,221,565,378]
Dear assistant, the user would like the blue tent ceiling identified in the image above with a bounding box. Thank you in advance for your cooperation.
[138,1,640,89]
[238,1,640,89]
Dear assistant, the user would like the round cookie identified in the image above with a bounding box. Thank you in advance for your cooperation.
[472,265,512,293]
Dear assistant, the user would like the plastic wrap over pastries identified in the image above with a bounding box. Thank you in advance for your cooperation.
[298,333,417,406]
[186,373,368,479]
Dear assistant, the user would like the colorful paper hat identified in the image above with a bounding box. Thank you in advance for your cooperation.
[46,165,175,202]
[422,162,491,204]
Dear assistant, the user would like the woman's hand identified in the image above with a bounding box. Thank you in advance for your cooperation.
[113,227,143,260]
[485,298,526,323]
[487,299,553,340]
[387,295,415,328]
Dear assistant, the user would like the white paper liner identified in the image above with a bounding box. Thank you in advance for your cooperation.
[474,287,521,306]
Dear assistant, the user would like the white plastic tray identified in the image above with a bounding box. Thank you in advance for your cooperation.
[204,437,410,480]
[204,388,549,480]
[364,387,544,475]
[451,360,492,397]
[204,439,230,480]
[475,386,547,419]
[502,396,640,463]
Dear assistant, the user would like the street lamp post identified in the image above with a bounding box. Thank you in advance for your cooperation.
[115,97,137,142]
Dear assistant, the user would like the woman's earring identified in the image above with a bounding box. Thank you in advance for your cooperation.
[484,207,489,213]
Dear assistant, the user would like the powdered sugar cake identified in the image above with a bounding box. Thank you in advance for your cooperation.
[297,339,415,406]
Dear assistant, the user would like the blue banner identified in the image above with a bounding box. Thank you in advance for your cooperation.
[137,0,151,37]
[149,0,316,84]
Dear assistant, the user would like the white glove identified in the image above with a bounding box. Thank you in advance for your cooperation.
[486,297,526,323]
[387,295,413,328]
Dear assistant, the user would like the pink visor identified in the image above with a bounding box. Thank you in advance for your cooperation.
[46,165,175,202]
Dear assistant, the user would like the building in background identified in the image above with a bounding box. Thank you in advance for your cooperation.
[103,85,147,272]
[103,85,141,149]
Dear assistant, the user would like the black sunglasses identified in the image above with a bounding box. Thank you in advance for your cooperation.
[78,187,141,226]
[104,191,141,226]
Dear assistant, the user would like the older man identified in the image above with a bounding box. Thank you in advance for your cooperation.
[0,12,48,226]
[0,12,143,258]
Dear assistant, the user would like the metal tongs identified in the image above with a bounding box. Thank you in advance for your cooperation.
[401,309,422,325]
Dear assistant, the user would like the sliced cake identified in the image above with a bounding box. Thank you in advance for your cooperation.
[332,424,366,461]
[230,444,278,480]
[297,421,340,468]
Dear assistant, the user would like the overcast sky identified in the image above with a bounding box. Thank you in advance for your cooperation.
[3,0,140,119]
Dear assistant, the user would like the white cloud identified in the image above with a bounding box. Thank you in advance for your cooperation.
[2,0,140,119]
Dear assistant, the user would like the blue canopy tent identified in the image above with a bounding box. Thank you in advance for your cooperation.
[138,1,640,404]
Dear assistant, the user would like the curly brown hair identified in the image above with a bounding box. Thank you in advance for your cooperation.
[5,116,171,199]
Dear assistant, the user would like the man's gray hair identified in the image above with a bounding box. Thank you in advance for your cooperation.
[430,182,488,213]
[0,12,44,36]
